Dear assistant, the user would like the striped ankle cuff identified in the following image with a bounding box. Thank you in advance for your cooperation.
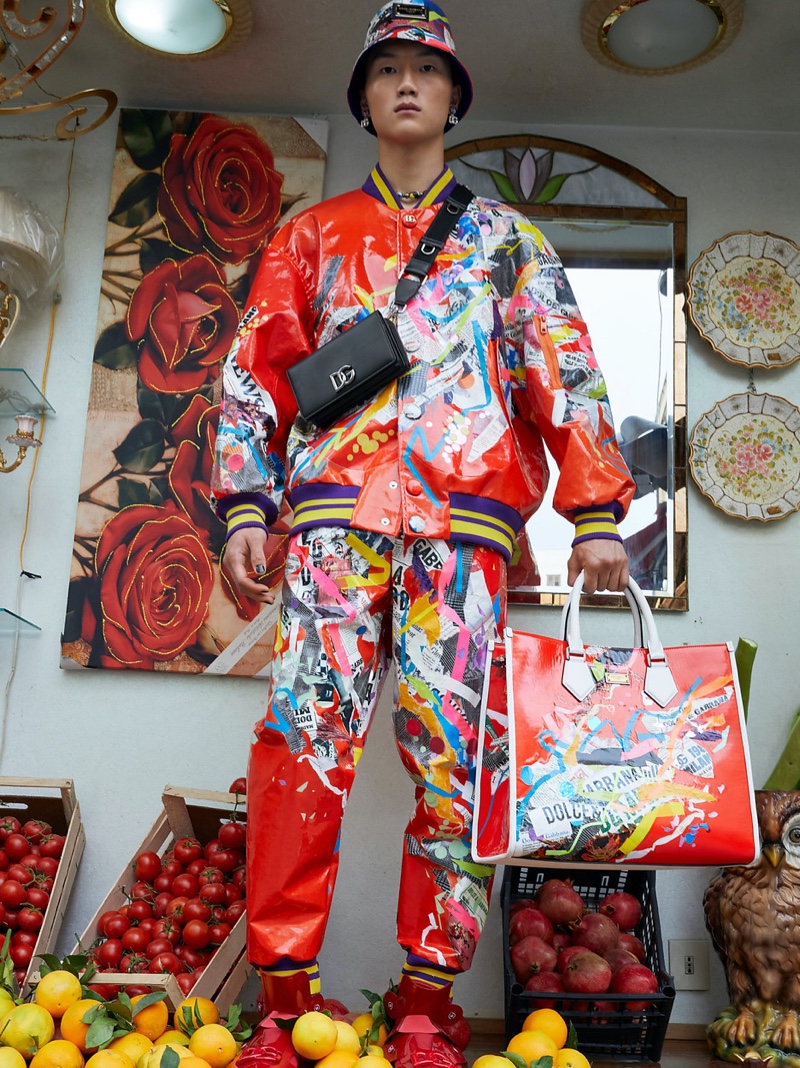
[402,954,457,990]
[259,958,321,996]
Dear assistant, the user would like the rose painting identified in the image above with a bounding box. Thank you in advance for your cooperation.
[61,110,327,675]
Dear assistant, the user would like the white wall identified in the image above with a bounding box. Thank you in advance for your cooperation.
[2,106,800,1026]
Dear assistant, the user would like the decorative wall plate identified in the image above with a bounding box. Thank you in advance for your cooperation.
[689,392,800,521]
[687,231,800,367]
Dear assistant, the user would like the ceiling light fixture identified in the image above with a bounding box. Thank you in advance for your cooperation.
[581,0,744,75]
[0,0,117,137]
[103,0,252,60]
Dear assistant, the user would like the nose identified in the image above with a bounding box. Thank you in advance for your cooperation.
[397,65,418,94]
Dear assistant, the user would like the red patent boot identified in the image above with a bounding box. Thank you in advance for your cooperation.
[235,969,325,1068]
[383,976,471,1068]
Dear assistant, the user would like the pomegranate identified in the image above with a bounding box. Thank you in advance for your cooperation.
[604,947,640,973]
[552,930,572,953]
[510,934,558,982]
[523,970,563,1008]
[599,890,643,931]
[508,904,554,945]
[556,944,588,973]
[572,911,620,956]
[610,962,659,1010]
[618,932,645,962]
[535,879,585,927]
[561,950,613,994]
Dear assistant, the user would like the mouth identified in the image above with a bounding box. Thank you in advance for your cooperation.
[395,103,421,113]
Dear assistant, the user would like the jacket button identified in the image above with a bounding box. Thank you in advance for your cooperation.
[409,515,425,533]
[402,213,417,227]
[406,479,423,496]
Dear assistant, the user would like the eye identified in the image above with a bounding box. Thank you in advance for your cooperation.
[787,826,800,845]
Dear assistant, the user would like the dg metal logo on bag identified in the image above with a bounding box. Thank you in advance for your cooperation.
[329,365,356,392]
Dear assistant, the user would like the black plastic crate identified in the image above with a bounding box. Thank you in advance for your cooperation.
[501,866,676,1062]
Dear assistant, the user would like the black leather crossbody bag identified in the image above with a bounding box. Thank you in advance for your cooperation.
[287,184,473,428]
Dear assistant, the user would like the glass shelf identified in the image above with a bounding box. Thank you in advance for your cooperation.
[0,368,54,418]
[0,608,41,634]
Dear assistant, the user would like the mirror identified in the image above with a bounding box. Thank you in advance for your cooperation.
[445,134,687,611]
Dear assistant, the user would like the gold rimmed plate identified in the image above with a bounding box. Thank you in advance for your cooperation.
[689,391,800,521]
[688,231,800,367]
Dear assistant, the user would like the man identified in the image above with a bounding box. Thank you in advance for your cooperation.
[211,4,634,1067]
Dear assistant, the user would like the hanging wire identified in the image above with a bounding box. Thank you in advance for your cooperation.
[0,132,75,770]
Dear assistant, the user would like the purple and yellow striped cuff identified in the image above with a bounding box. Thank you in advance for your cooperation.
[217,492,274,541]
[572,505,623,545]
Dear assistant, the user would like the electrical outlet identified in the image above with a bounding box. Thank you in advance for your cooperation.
[669,939,710,990]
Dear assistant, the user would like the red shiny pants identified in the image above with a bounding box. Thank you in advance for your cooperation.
[246,527,505,972]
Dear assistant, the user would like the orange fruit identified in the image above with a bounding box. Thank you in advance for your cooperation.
[29,1044,84,1068]
[136,1045,192,1068]
[172,1059,209,1068]
[108,1034,153,1064]
[131,997,169,1043]
[522,1008,568,1049]
[310,1053,357,1068]
[173,1000,219,1036]
[0,1004,56,1058]
[353,1057,385,1068]
[349,1015,387,1048]
[506,1029,559,1063]
[187,1025,236,1068]
[60,1001,104,1054]
[0,1050,28,1068]
[153,1034,189,1049]
[34,973,83,1020]
[84,1052,134,1068]
[553,1050,591,1068]
[291,1013,338,1060]
[332,1023,360,1056]
[471,1058,513,1068]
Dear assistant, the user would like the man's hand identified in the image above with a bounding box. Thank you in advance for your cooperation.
[567,539,629,594]
[223,527,278,604]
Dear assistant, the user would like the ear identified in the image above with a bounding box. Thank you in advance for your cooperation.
[450,84,462,111]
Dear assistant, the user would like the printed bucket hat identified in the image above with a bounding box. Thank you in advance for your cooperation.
[347,1,473,133]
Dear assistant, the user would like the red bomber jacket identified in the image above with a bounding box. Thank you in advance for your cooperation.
[210,167,635,562]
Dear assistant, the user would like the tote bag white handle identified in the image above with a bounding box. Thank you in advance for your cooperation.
[561,572,678,707]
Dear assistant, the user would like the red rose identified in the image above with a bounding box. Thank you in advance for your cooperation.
[127,254,238,394]
[158,115,284,265]
[169,394,223,538]
[83,502,214,669]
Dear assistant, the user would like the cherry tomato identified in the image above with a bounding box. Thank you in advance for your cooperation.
[145,937,174,960]
[134,851,162,882]
[122,927,151,953]
[198,883,226,907]
[171,873,199,898]
[148,952,186,975]
[5,864,32,885]
[152,918,181,945]
[25,886,49,910]
[97,939,124,968]
[17,906,43,932]
[186,859,206,877]
[153,892,172,919]
[173,838,203,865]
[38,836,64,860]
[36,856,59,880]
[181,919,210,950]
[224,883,243,906]
[4,835,31,862]
[21,820,51,844]
[103,912,131,939]
[208,922,231,945]
[218,821,247,852]
[0,902,5,926]
[161,858,184,880]
[121,953,149,974]
[153,873,174,894]
[0,880,27,909]
[9,942,32,967]
[130,880,156,904]
[228,777,247,795]
[0,817,21,841]
[166,896,189,924]
[127,899,153,923]
[224,900,247,925]
[182,898,212,924]
[11,930,37,947]
[124,985,152,997]
[205,848,242,874]
[138,918,156,938]
[3,909,17,930]
[232,866,246,892]
[176,972,196,995]
[198,867,225,887]
[0,849,8,871]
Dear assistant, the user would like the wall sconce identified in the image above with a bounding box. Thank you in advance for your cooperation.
[0,413,42,473]
[581,0,744,75]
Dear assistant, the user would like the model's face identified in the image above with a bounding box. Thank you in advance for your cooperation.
[361,40,460,147]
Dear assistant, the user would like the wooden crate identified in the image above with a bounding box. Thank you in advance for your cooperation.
[0,777,86,996]
[70,785,250,1010]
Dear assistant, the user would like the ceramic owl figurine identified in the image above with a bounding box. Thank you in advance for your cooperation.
[704,790,800,1063]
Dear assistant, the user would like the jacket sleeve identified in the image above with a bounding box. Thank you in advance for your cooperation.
[504,214,635,531]
[209,216,319,535]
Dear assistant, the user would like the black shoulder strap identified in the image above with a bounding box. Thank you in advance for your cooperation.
[393,183,473,309]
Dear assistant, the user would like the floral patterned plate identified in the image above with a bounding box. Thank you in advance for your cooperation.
[689,392,800,521]
[687,231,800,367]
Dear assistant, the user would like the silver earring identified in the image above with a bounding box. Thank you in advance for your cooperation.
[448,106,459,125]
[361,108,371,128]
